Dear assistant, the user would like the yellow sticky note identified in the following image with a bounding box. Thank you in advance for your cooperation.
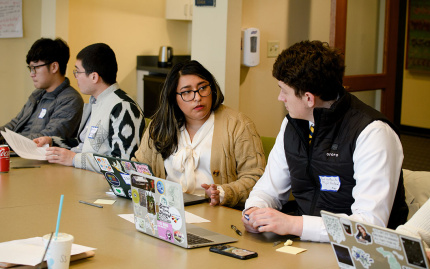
[94,199,116,205]
[276,245,307,255]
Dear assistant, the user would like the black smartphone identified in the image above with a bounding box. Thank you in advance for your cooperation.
[209,244,258,260]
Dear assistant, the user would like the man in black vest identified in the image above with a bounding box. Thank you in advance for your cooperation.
[242,40,408,242]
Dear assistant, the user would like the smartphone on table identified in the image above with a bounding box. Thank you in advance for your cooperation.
[209,244,258,260]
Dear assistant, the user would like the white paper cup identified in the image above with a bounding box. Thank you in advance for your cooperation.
[42,233,74,269]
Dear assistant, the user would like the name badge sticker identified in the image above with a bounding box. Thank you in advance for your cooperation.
[319,175,341,192]
[88,126,98,139]
[38,108,47,119]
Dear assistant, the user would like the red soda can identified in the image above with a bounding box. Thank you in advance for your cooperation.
[0,144,10,173]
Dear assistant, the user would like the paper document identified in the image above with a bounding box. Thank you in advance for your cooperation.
[0,128,47,160]
[0,237,96,266]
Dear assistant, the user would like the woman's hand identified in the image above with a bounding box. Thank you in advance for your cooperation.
[201,183,220,206]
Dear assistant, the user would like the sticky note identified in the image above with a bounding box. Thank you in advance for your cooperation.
[276,246,307,255]
[94,199,116,205]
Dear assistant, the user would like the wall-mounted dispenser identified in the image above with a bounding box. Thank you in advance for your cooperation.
[241,28,260,67]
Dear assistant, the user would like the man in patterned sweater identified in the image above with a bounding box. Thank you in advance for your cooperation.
[34,43,145,173]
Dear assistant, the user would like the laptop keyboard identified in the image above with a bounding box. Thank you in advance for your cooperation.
[187,233,214,245]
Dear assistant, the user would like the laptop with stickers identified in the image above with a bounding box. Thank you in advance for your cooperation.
[321,210,429,269]
[130,171,238,248]
[94,154,154,199]
[93,154,208,206]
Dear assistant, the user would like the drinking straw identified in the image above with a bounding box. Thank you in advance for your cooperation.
[54,195,64,240]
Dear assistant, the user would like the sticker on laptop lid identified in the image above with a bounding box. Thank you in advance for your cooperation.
[157,180,165,194]
[146,192,156,215]
[376,247,402,268]
[122,161,136,173]
[158,198,171,223]
[319,175,341,192]
[132,189,140,204]
[372,228,401,250]
[355,224,372,245]
[135,216,145,231]
[139,189,147,207]
[351,246,374,269]
[120,173,131,185]
[174,230,185,243]
[400,236,427,268]
[112,160,124,173]
[135,163,152,175]
[112,186,126,197]
[322,214,345,244]
[106,172,120,186]
[157,221,174,242]
[145,214,157,235]
[340,218,353,236]
[95,156,113,172]
[331,243,355,269]
[167,184,181,208]
[169,207,183,230]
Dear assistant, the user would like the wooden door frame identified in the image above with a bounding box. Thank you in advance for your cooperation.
[329,0,405,126]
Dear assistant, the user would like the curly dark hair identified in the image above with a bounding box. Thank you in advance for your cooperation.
[148,60,224,159]
[272,40,345,101]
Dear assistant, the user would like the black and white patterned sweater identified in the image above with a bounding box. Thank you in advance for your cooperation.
[52,83,145,173]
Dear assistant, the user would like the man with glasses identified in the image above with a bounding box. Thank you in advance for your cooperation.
[0,38,84,144]
[34,43,145,173]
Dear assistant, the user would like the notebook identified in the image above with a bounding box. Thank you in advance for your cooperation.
[130,171,238,248]
[93,154,208,206]
[321,210,429,269]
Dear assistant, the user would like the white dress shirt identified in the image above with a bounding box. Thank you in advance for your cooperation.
[245,117,404,242]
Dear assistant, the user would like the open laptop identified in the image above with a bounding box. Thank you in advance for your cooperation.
[130,171,238,248]
[321,210,429,269]
[93,154,208,206]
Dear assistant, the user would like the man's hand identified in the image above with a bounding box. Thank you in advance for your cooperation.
[201,183,220,206]
[243,207,303,236]
[45,147,75,166]
[242,207,260,233]
[33,136,53,147]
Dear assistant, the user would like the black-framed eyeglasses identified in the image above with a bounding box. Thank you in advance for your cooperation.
[176,84,212,102]
[27,62,52,74]
[72,69,86,78]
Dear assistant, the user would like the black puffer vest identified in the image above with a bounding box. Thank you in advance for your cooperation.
[283,91,408,229]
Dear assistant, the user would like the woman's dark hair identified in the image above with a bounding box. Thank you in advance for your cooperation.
[148,60,224,159]
[272,40,345,101]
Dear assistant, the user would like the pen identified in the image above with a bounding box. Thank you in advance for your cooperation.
[244,214,250,221]
[231,225,242,236]
[11,166,41,169]
[79,200,103,208]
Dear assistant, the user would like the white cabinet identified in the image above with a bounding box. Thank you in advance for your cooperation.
[165,0,193,21]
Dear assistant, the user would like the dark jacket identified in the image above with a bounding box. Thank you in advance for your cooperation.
[0,78,83,139]
[283,91,408,229]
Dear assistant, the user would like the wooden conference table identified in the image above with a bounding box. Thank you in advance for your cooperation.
[0,157,339,269]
